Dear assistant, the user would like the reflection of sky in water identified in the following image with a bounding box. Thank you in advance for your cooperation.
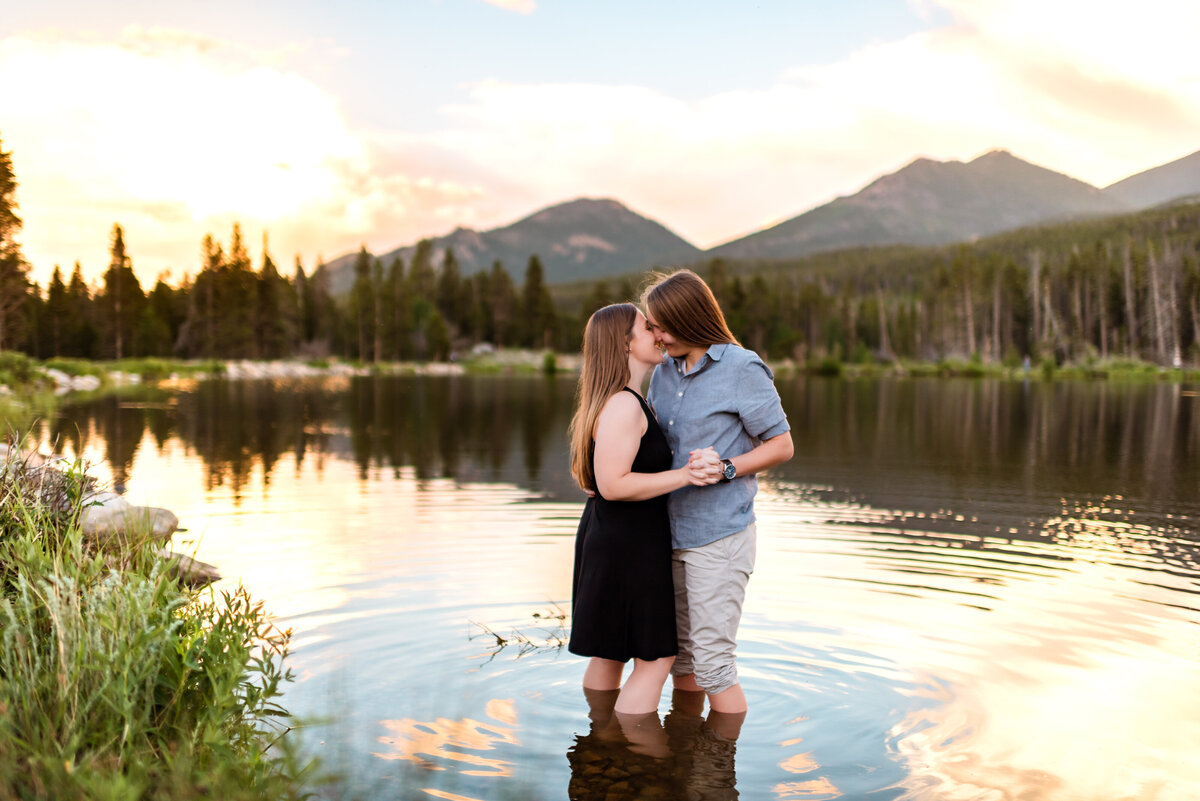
[38,377,1200,800]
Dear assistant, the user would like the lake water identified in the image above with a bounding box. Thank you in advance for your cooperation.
[40,375,1200,800]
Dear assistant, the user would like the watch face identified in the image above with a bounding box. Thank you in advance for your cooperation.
[723,461,736,479]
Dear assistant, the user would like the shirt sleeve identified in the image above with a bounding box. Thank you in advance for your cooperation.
[736,356,790,440]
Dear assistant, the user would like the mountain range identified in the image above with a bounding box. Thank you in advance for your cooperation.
[323,147,1200,290]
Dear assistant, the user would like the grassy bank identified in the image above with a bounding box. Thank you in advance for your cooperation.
[0,442,310,800]
[769,354,1200,381]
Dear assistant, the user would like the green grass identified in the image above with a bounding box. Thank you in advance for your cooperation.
[0,440,311,800]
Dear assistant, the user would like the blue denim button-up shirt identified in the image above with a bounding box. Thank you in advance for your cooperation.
[647,343,790,549]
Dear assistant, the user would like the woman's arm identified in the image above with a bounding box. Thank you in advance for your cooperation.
[594,392,715,501]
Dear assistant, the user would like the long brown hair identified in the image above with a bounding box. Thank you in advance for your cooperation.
[642,269,739,347]
[568,303,638,490]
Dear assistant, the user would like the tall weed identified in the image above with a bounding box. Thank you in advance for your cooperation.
[0,438,309,800]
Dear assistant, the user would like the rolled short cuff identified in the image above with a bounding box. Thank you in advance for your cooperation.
[670,524,756,695]
[693,661,739,695]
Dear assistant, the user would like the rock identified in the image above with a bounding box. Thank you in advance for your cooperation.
[83,490,130,512]
[82,504,179,544]
[158,549,221,588]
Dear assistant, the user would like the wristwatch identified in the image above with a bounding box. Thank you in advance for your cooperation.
[720,458,737,483]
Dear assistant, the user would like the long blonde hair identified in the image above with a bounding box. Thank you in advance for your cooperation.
[642,269,739,347]
[569,303,638,490]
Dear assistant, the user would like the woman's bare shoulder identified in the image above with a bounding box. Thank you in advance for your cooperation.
[596,390,646,433]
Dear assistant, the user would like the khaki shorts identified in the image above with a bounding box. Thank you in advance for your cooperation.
[670,523,756,694]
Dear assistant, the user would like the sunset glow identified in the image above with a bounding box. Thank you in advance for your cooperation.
[3,1,1198,285]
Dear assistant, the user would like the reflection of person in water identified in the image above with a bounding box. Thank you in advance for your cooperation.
[567,687,743,800]
[665,689,743,800]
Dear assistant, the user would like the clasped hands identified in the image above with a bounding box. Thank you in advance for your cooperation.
[685,446,723,486]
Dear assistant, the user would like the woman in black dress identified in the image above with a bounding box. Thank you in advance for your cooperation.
[567,303,720,714]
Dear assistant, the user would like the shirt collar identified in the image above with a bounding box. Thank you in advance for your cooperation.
[706,343,731,361]
[669,343,732,374]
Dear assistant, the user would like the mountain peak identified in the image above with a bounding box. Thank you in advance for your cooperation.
[971,148,1016,163]
[712,151,1126,260]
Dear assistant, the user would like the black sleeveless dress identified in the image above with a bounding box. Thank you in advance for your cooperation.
[569,388,677,662]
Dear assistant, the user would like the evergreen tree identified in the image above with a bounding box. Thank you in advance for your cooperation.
[387,255,409,360]
[372,256,386,362]
[308,260,338,353]
[220,223,258,357]
[521,255,555,348]
[488,261,515,347]
[436,247,464,333]
[45,265,69,357]
[407,241,437,359]
[147,276,185,354]
[133,303,171,357]
[350,246,373,361]
[178,235,224,358]
[65,262,96,357]
[0,136,30,350]
[294,257,317,345]
[97,224,145,358]
[469,269,492,343]
[256,235,296,359]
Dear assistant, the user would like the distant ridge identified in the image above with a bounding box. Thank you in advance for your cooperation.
[323,147,1200,287]
[1104,149,1200,209]
[324,198,700,292]
[709,150,1128,261]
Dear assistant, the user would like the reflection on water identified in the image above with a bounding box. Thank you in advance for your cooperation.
[375,698,520,778]
[35,375,1200,800]
[567,689,746,800]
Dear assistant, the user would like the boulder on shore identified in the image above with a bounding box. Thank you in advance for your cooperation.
[2,444,220,588]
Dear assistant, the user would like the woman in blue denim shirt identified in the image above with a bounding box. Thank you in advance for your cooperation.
[643,270,795,715]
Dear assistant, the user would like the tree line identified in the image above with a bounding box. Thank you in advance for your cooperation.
[684,202,1200,367]
[1,223,571,362]
[4,134,1200,366]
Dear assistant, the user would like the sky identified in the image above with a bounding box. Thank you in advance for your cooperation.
[2,0,1199,286]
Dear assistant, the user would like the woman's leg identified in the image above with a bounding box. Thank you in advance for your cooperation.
[614,655,675,714]
[583,657,625,691]
[614,710,670,758]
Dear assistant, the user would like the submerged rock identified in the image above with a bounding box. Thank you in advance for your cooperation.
[158,549,221,588]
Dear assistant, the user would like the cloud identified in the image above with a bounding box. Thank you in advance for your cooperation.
[479,0,536,14]
[403,0,1200,247]
[0,29,470,285]
[6,2,1199,280]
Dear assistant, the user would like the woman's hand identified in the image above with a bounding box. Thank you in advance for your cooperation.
[686,447,721,486]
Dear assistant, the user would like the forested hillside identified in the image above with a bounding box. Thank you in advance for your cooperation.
[3,135,1198,368]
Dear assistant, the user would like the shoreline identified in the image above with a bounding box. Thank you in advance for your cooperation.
[2,350,1198,405]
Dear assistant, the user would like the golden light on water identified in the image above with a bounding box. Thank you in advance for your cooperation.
[36,378,1200,798]
[373,698,520,780]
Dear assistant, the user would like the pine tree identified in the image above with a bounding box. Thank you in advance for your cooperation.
[351,246,373,362]
[488,261,515,347]
[45,265,68,357]
[66,262,96,357]
[521,255,555,348]
[0,136,31,350]
[387,255,409,360]
[98,224,145,358]
[436,247,464,333]
[221,223,258,358]
[257,234,296,359]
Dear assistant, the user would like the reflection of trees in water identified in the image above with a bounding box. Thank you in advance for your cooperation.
[44,377,1200,510]
[47,376,579,501]
[778,378,1200,504]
